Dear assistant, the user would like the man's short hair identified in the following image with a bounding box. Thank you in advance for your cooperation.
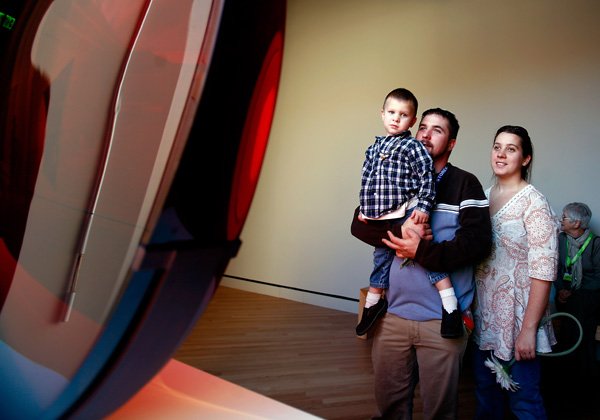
[421,108,460,140]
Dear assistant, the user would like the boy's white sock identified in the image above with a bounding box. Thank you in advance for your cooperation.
[365,291,381,308]
[439,288,458,313]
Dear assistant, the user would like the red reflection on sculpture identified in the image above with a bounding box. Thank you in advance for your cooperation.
[0,37,50,309]
[227,31,284,240]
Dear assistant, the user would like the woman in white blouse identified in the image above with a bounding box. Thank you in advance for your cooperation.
[472,125,558,419]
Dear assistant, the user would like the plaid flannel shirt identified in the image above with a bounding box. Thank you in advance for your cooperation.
[359,132,435,219]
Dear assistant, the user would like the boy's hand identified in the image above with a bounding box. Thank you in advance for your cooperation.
[401,217,432,241]
[357,212,367,223]
[410,209,429,224]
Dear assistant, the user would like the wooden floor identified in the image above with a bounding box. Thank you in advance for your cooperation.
[174,286,378,419]
[174,286,470,419]
[174,286,599,419]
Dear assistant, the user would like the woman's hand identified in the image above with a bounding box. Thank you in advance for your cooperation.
[514,326,537,361]
[514,278,551,361]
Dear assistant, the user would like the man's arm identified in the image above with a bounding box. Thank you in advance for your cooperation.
[382,171,491,272]
[413,175,492,273]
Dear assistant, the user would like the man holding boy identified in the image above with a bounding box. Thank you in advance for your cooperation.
[371,108,492,419]
[356,89,462,339]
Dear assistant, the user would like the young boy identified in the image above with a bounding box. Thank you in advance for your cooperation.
[355,88,462,338]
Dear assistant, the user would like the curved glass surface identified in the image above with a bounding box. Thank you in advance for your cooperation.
[0,0,216,417]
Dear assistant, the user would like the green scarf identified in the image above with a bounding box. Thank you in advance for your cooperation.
[566,229,592,290]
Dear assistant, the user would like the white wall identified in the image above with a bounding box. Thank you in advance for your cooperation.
[223,0,600,312]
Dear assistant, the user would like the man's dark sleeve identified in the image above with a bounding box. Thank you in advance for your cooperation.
[413,172,492,273]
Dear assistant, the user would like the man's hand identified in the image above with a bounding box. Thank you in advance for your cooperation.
[382,228,428,259]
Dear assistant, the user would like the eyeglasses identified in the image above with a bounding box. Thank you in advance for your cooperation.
[560,215,573,222]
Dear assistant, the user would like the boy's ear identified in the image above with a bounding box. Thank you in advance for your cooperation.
[410,116,417,127]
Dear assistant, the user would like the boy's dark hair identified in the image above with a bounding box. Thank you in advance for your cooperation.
[494,125,533,181]
[421,108,460,140]
[383,88,418,115]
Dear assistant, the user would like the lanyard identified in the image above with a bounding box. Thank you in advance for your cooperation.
[436,165,448,184]
[566,233,594,268]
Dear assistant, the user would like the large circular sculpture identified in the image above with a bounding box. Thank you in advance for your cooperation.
[0,1,286,418]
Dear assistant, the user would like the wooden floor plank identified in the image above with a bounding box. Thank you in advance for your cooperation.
[174,285,600,419]
[174,286,376,419]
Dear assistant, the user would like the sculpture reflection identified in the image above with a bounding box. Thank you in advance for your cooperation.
[0,0,286,418]
[0,0,216,416]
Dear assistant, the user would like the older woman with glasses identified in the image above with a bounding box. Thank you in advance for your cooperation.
[553,202,600,396]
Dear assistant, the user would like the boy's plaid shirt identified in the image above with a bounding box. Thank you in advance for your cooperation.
[360,132,434,219]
